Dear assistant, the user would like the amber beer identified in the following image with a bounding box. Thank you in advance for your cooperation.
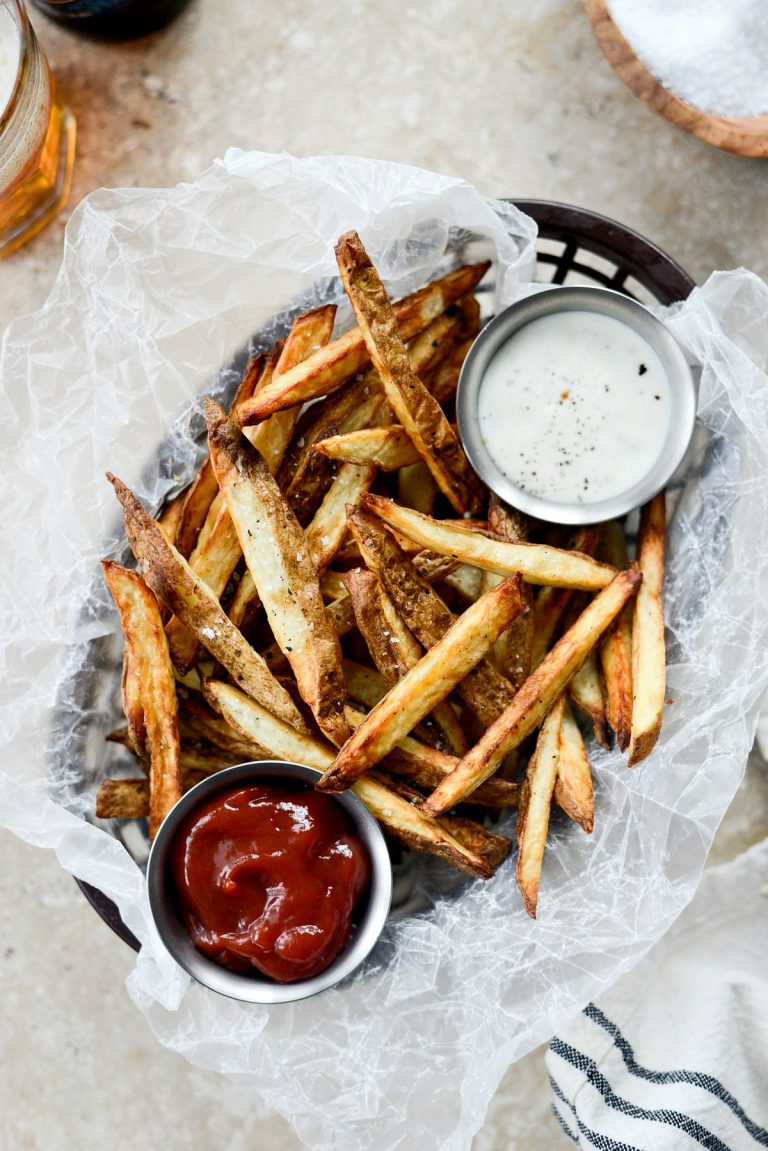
[0,0,75,257]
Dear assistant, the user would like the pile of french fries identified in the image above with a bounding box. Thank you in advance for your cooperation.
[98,230,666,917]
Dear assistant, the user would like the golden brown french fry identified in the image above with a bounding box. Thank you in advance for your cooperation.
[107,474,308,733]
[176,350,266,558]
[568,647,611,749]
[353,772,492,879]
[343,568,467,756]
[205,680,336,770]
[246,305,337,477]
[102,561,182,841]
[205,399,350,747]
[599,520,634,753]
[335,232,485,516]
[628,492,666,766]
[554,700,594,834]
[305,462,377,575]
[516,695,566,918]
[178,691,270,761]
[342,659,388,709]
[314,426,421,471]
[441,564,484,603]
[421,567,642,815]
[157,488,188,549]
[96,778,155,820]
[166,494,242,673]
[486,495,535,691]
[362,494,617,591]
[317,574,525,792]
[378,774,512,868]
[346,503,514,728]
[237,260,490,425]
[397,461,438,515]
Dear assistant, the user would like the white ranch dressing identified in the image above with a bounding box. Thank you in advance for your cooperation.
[477,310,671,506]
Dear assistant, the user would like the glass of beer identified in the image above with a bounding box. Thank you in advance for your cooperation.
[0,0,75,257]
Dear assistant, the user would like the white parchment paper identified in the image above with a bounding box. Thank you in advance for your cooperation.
[1,153,768,1151]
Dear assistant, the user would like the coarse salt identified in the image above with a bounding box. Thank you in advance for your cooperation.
[608,0,768,118]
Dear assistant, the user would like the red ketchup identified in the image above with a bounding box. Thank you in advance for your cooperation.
[169,781,371,983]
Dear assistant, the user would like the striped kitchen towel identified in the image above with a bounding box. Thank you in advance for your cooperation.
[547,837,768,1150]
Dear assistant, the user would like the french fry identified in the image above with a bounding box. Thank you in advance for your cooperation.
[397,461,438,515]
[343,567,467,756]
[205,399,351,747]
[96,778,156,820]
[378,775,512,868]
[516,695,566,918]
[486,495,535,691]
[176,350,266,558]
[600,519,634,752]
[554,700,594,834]
[628,491,666,766]
[305,462,377,575]
[205,680,336,771]
[157,487,188,549]
[568,647,611,749]
[346,503,514,727]
[178,691,270,761]
[361,494,617,591]
[353,772,492,879]
[342,659,388,709]
[314,426,421,471]
[317,574,525,792]
[246,305,337,477]
[530,528,603,669]
[335,231,485,516]
[237,260,490,425]
[102,561,182,840]
[107,474,308,733]
[421,567,642,815]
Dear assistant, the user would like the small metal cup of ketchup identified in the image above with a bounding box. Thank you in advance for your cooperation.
[146,761,392,1003]
[456,286,697,525]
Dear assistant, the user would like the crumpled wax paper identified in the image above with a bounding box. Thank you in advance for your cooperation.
[1,151,768,1151]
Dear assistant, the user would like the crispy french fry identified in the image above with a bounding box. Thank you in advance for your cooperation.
[107,474,307,733]
[317,574,524,792]
[361,494,617,591]
[531,528,603,669]
[314,426,421,471]
[379,774,512,868]
[178,691,270,760]
[343,567,467,756]
[353,772,492,879]
[441,563,484,603]
[346,503,514,728]
[205,399,350,747]
[554,700,594,833]
[157,487,188,549]
[305,462,377,575]
[343,659,388,709]
[237,260,490,425]
[176,350,267,558]
[246,305,337,477]
[516,695,566,918]
[600,520,634,753]
[96,778,155,820]
[486,495,535,690]
[102,562,182,840]
[397,461,438,515]
[421,567,642,814]
[628,492,666,766]
[335,232,484,516]
[568,647,611,749]
[205,680,336,770]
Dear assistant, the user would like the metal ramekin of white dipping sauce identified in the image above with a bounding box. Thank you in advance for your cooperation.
[456,286,696,525]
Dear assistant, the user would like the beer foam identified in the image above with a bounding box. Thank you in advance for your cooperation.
[0,4,20,119]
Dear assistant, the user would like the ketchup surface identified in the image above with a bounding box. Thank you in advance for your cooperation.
[170,781,371,983]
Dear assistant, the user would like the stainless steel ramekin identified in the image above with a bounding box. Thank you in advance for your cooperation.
[146,760,392,1004]
[456,285,697,525]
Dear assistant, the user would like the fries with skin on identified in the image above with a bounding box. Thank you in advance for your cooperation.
[99,231,670,914]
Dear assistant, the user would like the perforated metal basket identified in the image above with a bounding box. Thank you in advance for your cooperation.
[71,199,695,952]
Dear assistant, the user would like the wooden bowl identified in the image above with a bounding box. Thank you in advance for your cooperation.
[583,0,768,158]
